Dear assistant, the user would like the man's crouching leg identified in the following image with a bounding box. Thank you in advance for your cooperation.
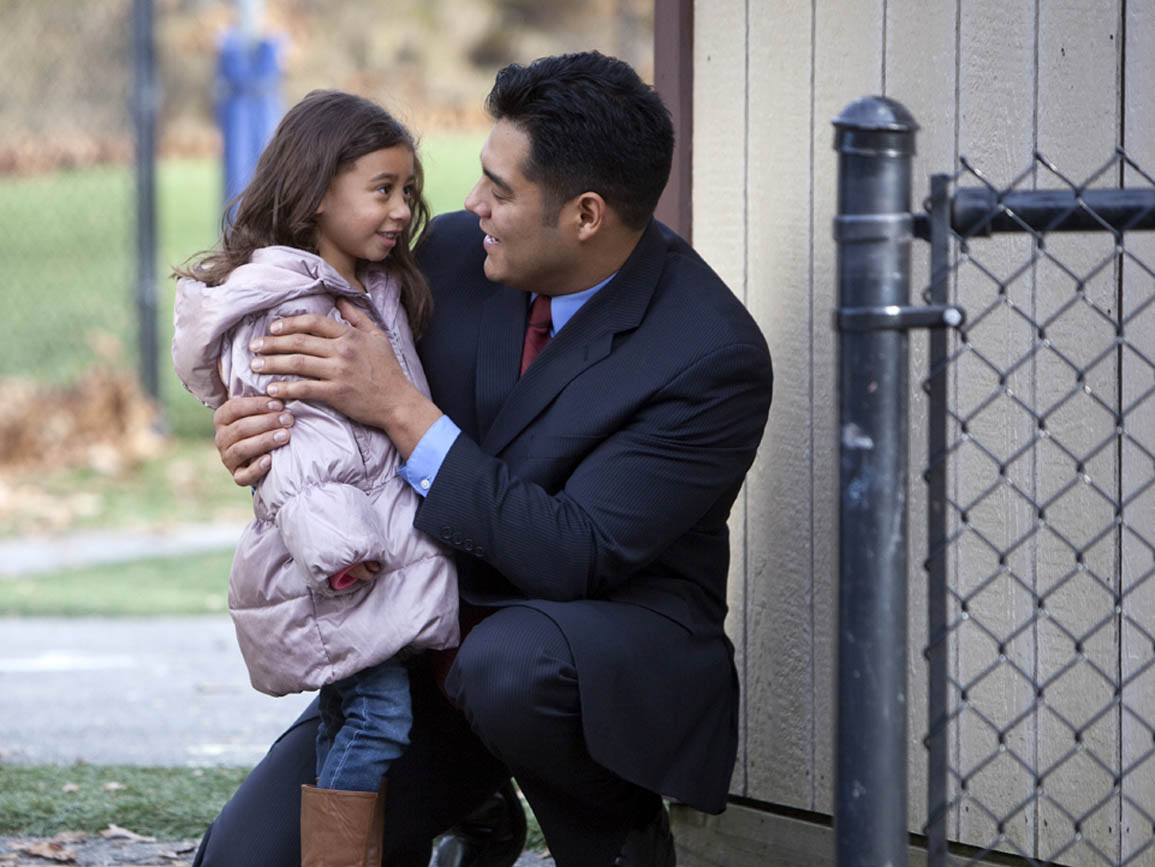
[445,606,670,867]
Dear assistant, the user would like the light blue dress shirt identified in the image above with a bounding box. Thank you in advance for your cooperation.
[399,275,614,497]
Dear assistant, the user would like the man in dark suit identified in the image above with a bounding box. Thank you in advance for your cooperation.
[198,52,772,866]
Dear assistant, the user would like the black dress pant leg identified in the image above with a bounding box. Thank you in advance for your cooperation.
[191,698,319,867]
[192,658,508,867]
[446,605,663,867]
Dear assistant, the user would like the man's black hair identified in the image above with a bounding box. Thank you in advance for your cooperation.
[485,51,674,230]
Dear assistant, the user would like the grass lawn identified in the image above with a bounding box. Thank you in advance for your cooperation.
[0,764,249,838]
[0,765,546,850]
[0,550,233,617]
[2,129,488,438]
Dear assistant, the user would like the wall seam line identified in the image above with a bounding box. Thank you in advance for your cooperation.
[1115,2,1127,862]
[742,0,752,799]
[808,0,818,812]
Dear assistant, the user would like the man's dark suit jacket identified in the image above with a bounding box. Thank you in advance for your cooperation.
[413,210,773,814]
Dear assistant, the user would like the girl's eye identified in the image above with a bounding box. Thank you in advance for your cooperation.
[403,185,415,201]
[377,184,392,196]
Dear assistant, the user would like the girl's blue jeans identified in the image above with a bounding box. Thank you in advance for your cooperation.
[315,655,412,792]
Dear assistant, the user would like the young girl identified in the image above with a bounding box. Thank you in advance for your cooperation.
[171,90,458,867]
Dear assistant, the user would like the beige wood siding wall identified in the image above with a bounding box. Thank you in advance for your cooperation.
[693,1,1155,858]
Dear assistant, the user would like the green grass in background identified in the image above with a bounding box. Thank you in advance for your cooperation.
[0,765,250,838]
[2,165,136,384]
[0,550,233,617]
[2,129,487,438]
[0,764,546,851]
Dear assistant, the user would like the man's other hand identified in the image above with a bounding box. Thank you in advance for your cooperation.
[213,397,294,487]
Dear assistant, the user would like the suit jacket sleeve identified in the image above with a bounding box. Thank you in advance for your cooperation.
[413,341,772,602]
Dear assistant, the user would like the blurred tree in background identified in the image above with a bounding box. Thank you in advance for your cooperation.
[1,0,653,171]
[0,0,652,487]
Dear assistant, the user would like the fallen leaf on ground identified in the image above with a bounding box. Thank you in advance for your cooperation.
[47,833,86,844]
[100,781,126,792]
[99,824,156,842]
[20,841,76,862]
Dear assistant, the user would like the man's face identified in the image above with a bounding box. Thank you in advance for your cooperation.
[464,120,578,293]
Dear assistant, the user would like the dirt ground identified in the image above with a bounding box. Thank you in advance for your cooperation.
[0,834,200,866]
[0,835,556,866]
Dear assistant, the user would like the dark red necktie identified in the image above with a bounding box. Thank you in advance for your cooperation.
[520,294,552,376]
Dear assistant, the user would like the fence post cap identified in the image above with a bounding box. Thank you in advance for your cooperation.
[833,96,918,157]
[833,96,918,133]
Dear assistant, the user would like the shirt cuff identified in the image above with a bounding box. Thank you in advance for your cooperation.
[399,414,461,497]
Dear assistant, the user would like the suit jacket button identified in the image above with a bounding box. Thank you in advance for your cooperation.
[462,539,474,552]
[440,526,451,541]
[452,532,464,546]
[474,546,486,559]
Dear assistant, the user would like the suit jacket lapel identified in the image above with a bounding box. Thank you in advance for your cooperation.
[474,285,527,440]
[480,221,667,456]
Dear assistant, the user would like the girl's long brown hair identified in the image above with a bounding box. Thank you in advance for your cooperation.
[174,90,433,336]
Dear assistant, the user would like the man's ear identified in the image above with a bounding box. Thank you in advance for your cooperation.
[573,192,607,241]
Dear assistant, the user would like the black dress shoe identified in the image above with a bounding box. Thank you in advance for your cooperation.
[612,804,675,867]
[433,778,528,867]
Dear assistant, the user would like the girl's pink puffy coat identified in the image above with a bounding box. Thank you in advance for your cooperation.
[172,246,458,697]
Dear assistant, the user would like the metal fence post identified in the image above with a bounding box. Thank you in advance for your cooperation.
[132,0,159,405]
[832,96,918,867]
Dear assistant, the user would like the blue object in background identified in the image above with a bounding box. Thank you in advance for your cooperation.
[217,28,284,209]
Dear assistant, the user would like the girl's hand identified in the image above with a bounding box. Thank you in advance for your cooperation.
[348,561,381,582]
[213,397,294,487]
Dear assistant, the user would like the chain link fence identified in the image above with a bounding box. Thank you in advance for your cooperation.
[922,150,1155,866]
[0,0,140,384]
[834,97,1155,867]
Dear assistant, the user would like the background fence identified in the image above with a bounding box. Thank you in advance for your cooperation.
[836,96,1155,866]
[1,0,142,386]
[0,0,654,445]
[924,151,1155,866]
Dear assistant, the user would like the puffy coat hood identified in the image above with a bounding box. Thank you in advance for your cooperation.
[173,245,399,409]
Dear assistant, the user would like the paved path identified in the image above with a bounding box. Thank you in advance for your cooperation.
[0,529,556,864]
[0,616,313,767]
[0,523,245,576]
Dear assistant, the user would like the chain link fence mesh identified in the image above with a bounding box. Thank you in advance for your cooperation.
[0,0,138,383]
[923,150,1155,865]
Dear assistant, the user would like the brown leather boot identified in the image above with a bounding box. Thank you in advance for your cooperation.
[300,781,386,867]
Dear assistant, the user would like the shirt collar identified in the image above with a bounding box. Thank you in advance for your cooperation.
[534,272,617,337]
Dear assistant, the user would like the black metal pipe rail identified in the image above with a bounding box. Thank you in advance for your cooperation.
[912,186,1155,239]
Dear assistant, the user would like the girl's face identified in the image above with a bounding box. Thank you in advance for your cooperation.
[314,145,415,288]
